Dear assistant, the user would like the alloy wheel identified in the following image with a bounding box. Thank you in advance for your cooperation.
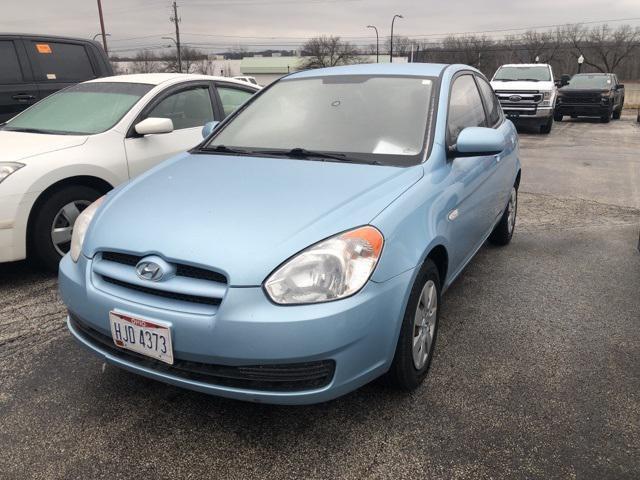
[412,280,437,369]
[50,200,91,256]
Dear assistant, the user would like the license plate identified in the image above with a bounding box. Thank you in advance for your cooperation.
[109,311,174,365]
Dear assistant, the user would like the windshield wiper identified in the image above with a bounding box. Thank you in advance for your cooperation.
[259,147,381,165]
[2,126,73,135]
[201,144,257,155]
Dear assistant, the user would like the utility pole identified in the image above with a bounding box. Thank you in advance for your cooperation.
[96,0,108,54]
[170,1,182,73]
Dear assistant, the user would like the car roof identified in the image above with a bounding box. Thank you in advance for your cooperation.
[85,73,255,87]
[286,63,450,80]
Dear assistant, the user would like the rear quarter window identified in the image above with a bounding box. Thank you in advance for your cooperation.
[0,41,23,83]
[29,41,96,82]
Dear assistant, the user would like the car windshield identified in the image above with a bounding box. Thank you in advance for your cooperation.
[567,75,612,89]
[204,75,436,166]
[493,66,551,82]
[3,82,153,135]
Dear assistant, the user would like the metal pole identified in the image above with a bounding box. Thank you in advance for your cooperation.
[390,14,403,63]
[367,25,379,63]
[171,1,182,73]
[96,0,108,54]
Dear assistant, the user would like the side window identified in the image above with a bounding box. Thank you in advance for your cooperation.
[476,76,501,127]
[29,41,96,82]
[146,86,214,130]
[216,86,254,117]
[0,41,23,83]
[447,74,487,144]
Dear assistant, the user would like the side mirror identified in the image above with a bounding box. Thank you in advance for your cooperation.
[617,84,624,90]
[201,120,220,138]
[134,117,174,136]
[453,127,505,157]
[560,74,571,86]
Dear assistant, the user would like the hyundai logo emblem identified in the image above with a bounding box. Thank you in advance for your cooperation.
[509,95,522,102]
[136,261,164,281]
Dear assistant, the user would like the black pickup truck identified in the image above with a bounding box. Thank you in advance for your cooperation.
[554,73,624,123]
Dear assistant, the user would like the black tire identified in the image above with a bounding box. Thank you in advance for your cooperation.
[540,117,553,134]
[31,185,102,271]
[553,112,563,122]
[489,185,518,246]
[601,109,611,123]
[387,259,441,391]
[612,107,621,120]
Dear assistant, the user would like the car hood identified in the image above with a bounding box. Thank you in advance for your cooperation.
[0,130,88,163]
[490,80,555,91]
[85,153,423,286]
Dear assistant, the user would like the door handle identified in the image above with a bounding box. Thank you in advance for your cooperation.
[12,94,36,102]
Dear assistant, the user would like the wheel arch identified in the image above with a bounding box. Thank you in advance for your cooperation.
[26,175,114,254]
[425,244,449,288]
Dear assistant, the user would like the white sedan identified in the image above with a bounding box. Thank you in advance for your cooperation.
[0,73,258,269]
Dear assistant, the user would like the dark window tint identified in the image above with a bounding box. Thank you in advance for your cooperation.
[147,86,214,130]
[0,41,23,83]
[216,86,254,116]
[448,75,487,144]
[476,76,501,127]
[30,42,96,82]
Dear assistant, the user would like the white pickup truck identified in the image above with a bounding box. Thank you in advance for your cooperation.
[490,63,557,134]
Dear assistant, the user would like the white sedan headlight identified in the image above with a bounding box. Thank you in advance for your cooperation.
[264,226,384,305]
[70,196,105,262]
[0,162,24,184]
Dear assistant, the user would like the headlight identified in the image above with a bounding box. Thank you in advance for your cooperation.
[540,90,553,107]
[0,162,24,184]
[70,196,105,262]
[264,225,384,305]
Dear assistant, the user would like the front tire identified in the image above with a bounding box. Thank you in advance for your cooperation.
[601,109,612,123]
[31,185,102,271]
[540,116,553,134]
[388,259,440,391]
[489,185,518,246]
[553,112,563,122]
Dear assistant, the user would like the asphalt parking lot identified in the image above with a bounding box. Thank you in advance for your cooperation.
[1,115,639,479]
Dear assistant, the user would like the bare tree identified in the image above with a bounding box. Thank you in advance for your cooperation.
[300,36,361,69]
[163,47,206,73]
[384,35,417,58]
[132,50,160,73]
[566,24,640,73]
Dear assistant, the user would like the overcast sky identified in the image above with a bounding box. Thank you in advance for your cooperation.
[2,0,640,54]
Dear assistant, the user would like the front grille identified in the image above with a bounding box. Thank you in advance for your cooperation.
[94,251,228,312]
[69,313,336,392]
[495,90,542,114]
[101,251,227,284]
[560,94,601,104]
[102,276,221,306]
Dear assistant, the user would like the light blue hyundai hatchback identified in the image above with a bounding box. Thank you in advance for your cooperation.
[59,63,520,404]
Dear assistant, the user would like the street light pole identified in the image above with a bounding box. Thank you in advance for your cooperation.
[367,25,379,63]
[390,14,403,63]
[93,33,111,42]
[96,0,108,54]
[169,1,182,73]
[162,36,181,72]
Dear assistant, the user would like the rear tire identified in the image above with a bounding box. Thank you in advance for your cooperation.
[31,185,102,272]
[388,259,440,391]
[540,116,553,134]
[489,185,518,246]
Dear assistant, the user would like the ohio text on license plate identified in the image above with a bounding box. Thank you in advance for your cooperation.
[109,311,174,365]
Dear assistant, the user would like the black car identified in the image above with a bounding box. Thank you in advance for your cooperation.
[0,33,113,122]
[554,73,624,123]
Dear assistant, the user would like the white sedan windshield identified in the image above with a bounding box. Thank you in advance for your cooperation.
[3,82,153,135]
[207,75,434,166]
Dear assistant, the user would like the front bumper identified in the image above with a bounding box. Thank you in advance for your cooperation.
[504,106,553,122]
[59,254,414,404]
[0,192,37,263]
[556,103,610,117]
